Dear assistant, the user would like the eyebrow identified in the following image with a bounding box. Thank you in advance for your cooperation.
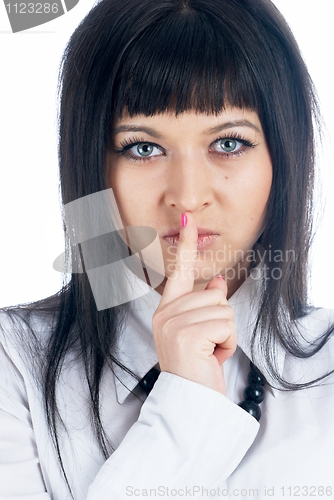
[112,119,261,137]
[112,125,163,138]
[204,120,261,135]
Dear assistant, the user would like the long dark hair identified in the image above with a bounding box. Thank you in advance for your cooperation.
[2,0,333,492]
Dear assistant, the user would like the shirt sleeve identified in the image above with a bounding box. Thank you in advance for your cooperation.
[0,342,51,499]
[0,332,258,500]
[88,372,259,499]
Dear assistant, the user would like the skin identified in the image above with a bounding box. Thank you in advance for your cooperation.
[107,108,272,297]
[106,108,272,394]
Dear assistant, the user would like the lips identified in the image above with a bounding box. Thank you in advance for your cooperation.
[162,228,219,250]
[163,226,219,238]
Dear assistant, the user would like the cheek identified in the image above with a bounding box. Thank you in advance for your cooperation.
[246,158,272,230]
[222,155,272,229]
[243,150,272,194]
[108,165,132,224]
[247,171,272,212]
[108,164,156,226]
[255,158,273,209]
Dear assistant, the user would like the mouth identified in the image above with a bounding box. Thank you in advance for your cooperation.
[162,228,220,251]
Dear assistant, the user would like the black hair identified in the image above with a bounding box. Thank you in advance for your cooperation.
[2,0,333,493]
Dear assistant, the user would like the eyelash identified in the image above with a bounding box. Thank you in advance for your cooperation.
[114,132,257,163]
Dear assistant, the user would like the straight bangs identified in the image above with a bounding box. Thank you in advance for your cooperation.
[112,8,261,118]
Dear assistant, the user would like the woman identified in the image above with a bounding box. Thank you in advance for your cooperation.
[1,0,333,498]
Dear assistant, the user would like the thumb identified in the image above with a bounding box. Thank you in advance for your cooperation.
[205,275,228,298]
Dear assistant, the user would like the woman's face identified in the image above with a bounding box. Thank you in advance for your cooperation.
[107,108,272,296]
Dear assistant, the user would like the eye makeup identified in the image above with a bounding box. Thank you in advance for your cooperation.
[114,131,258,163]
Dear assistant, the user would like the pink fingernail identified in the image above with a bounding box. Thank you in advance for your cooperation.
[216,275,225,280]
[181,213,187,228]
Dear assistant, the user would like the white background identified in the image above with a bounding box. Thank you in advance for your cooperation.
[0,0,333,308]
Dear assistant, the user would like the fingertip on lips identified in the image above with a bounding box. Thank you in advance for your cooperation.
[215,275,226,281]
[181,213,188,228]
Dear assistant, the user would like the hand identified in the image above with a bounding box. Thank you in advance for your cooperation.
[152,212,237,395]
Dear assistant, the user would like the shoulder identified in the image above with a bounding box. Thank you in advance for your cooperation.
[295,306,334,344]
[0,305,56,383]
[297,306,334,329]
[0,305,55,345]
[284,307,334,384]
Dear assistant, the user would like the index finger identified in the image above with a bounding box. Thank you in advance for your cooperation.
[160,212,198,306]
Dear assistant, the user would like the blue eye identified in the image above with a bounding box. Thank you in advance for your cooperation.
[130,143,162,157]
[215,138,242,153]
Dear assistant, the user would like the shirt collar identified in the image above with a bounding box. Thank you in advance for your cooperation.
[113,268,286,404]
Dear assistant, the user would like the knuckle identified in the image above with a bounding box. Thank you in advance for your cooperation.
[153,310,180,339]
[217,303,234,321]
[152,309,166,334]
[212,287,227,305]
[225,317,236,333]
[163,315,178,333]
[224,305,234,321]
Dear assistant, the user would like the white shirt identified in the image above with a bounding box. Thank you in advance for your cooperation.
[1,271,334,500]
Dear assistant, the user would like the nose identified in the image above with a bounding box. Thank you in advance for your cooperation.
[164,154,214,212]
